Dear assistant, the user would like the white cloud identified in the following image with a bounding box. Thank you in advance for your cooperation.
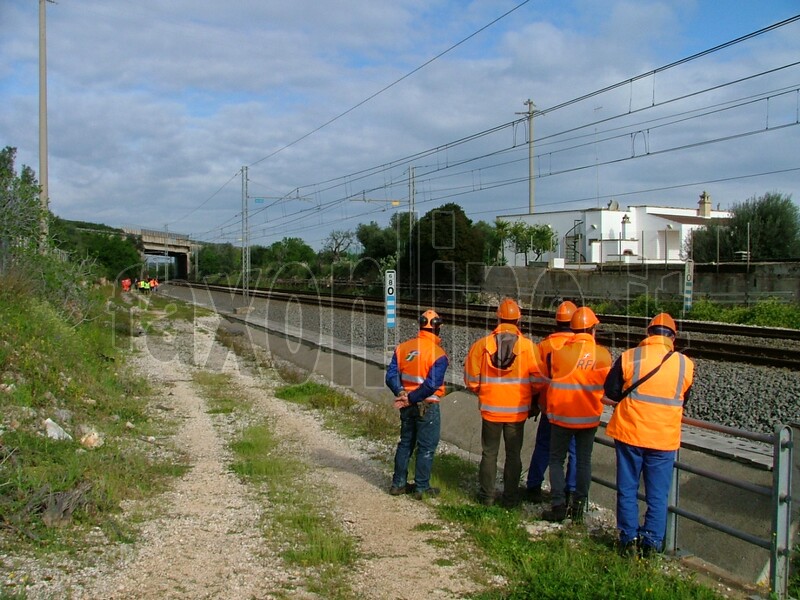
[1,0,798,248]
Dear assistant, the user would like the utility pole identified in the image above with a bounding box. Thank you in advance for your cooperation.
[408,166,417,298]
[163,224,169,281]
[241,166,250,301]
[408,166,416,240]
[517,99,536,215]
[38,0,55,250]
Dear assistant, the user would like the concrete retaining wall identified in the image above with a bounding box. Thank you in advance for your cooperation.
[480,262,800,307]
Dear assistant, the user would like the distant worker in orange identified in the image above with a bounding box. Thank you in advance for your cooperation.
[386,310,449,500]
[542,307,612,523]
[464,298,544,508]
[524,300,578,503]
[605,313,694,557]
[121,277,132,292]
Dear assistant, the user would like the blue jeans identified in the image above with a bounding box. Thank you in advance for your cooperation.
[615,441,676,550]
[526,413,577,492]
[548,424,597,507]
[392,403,441,492]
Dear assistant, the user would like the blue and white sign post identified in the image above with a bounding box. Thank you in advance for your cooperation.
[385,270,397,351]
[683,259,694,315]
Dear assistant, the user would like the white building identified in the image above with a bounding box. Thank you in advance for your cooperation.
[499,191,730,267]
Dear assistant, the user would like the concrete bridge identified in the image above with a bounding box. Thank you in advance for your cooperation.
[123,227,195,279]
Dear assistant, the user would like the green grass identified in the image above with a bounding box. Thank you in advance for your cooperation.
[590,293,800,328]
[275,381,397,442]
[437,503,721,600]
[142,293,213,322]
[275,381,356,410]
[271,376,728,600]
[0,280,189,554]
[229,421,356,598]
[193,371,249,414]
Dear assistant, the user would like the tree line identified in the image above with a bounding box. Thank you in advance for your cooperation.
[197,203,559,294]
[689,192,800,262]
[5,144,798,298]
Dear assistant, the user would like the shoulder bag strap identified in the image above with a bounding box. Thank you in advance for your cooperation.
[617,350,675,401]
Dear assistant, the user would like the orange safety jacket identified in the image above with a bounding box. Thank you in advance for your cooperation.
[464,323,544,423]
[392,330,448,402]
[606,335,694,451]
[545,333,612,429]
[535,330,574,411]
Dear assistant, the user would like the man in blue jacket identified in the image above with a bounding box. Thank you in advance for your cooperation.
[386,310,449,500]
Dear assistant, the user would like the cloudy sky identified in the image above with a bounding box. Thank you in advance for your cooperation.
[1,1,799,250]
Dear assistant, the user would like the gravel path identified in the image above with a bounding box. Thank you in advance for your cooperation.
[14,313,482,599]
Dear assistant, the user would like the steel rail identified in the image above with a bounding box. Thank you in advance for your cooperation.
[173,282,800,368]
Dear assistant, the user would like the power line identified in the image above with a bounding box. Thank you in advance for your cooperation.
[183,15,800,244]
[247,0,532,168]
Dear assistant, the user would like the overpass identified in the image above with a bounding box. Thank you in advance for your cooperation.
[123,228,195,279]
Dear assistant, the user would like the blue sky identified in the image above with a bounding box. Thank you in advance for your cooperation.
[1,1,798,249]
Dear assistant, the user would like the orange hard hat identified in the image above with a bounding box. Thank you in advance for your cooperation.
[496,298,522,320]
[570,306,599,330]
[419,309,443,329]
[555,301,577,323]
[648,312,677,336]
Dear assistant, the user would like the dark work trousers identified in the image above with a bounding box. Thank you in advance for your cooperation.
[479,419,525,504]
[548,424,598,507]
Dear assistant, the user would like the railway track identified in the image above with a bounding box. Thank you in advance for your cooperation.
[171,281,800,369]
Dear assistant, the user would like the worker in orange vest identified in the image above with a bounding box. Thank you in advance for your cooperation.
[386,310,449,500]
[542,307,612,523]
[464,298,544,508]
[605,313,694,557]
[524,301,578,503]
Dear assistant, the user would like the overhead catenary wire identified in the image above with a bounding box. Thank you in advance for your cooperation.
[247,0,533,169]
[244,66,800,241]
[179,15,800,245]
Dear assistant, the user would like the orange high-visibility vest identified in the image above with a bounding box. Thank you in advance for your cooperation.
[464,323,544,423]
[535,330,574,410]
[606,335,694,451]
[545,333,612,429]
[395,330,447,401]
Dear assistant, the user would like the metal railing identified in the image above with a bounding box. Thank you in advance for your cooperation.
[593,405,793,598]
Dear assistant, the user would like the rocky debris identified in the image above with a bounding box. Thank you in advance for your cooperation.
[42,418,72,441]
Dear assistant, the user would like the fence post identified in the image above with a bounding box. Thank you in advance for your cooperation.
[665,448,680,555]
[770,425,793,598]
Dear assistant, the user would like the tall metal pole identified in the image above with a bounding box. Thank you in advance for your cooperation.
[163,224,169,282]
[38,0,52,248]
[408,166,415,234]
[408,166,416,299]
[524,99,535,214]
[241,166,250,301]
[747,221,751,273]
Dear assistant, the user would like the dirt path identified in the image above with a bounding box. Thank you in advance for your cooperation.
[76,315,482,599]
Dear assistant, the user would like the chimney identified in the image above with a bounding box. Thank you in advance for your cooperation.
[698,190,711,217]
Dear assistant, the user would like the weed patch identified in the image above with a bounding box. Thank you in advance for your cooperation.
[268,377,728,599]
[0,279,188,554]
[229,421,356,596]
[193,372,250,415]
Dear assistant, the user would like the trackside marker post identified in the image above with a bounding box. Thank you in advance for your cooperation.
[683,259,694,315]
[385,270,397,352]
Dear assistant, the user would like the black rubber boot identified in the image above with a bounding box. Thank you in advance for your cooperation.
[524,486,542,503]
[542,503,568,522]
[618,538,640,558]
